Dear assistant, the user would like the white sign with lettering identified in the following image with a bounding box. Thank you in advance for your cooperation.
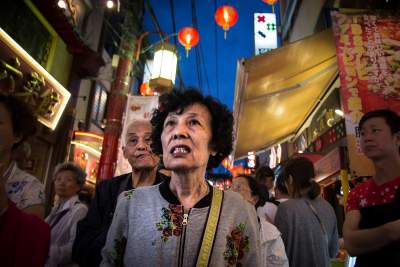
[254,13,278,55]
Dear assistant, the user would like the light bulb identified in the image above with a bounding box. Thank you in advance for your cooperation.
[57,0,66,9]
[106,0,114,9]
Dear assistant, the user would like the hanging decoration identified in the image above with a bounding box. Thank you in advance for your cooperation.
[178,27,200,58]
[214,5,238,39]
[139,82,155,96]
[262,0,277,13]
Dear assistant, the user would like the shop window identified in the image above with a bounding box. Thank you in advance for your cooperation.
[91,83,108,128]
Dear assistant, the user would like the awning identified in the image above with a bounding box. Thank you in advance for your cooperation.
[233,29,338,159]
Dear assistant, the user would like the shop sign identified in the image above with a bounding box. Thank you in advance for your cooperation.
[332,11,400,176]
[0,28,70,130]
[314,147,342,182]
[307,120,345,153]
[254,13,278,55]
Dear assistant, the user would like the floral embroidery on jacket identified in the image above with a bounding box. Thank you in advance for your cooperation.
[156,204,184,242]
[107,236,127,267]
[7,181,28,194]
[223,223,250,267]
[124,190,134,200]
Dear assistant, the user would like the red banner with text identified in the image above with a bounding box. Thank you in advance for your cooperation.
[332,11,400,177]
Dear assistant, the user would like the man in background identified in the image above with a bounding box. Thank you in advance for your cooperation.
[73,120,167,267]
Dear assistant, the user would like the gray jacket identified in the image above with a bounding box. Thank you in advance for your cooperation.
[275,197,339,267]
[101,181,261,267]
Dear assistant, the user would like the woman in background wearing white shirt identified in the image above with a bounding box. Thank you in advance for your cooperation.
[232,175,289,267]
[45,162,88,267]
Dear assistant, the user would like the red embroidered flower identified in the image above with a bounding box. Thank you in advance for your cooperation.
[223,223,250,266]
[156,204,184,242]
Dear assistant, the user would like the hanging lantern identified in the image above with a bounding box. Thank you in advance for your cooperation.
[214,5,238,39]
[262,0,277,13]
[262,0,277,4]
[139,82,155,96]
[149,43,177,94]
[178,27,200,58]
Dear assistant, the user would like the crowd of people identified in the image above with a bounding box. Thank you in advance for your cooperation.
[0,88,399,267]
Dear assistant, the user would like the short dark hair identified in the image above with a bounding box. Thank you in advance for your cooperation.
[53,162,87,187]
[277,157,320,199]
[0,94,37,150]
[255,166,274,184]
[237,174,269,208]
[359,109,400,135]
[151,88,234,169]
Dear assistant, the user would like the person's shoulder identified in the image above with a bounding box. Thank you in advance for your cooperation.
[224,189,244,203]
[277,198,298,209]
[11,166,43,185]
[120,184,160,200]
[133,183,161,199]
[224,190,256,212]
[349,178,373,196]
[97,173,131,188]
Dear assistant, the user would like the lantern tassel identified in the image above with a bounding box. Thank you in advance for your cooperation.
[272,4,275,14]
[224,30,227,40]
[185,47,189,58]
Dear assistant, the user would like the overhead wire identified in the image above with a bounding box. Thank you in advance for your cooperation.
[190,0,203,90]
[213,0,220,98]
[168,0,185,89]
[191,1,211,95]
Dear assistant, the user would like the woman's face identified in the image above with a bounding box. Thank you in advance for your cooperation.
[54,170,81,200]
[231,177,257,205]
[0,103,19,162]
[161,103,214,171]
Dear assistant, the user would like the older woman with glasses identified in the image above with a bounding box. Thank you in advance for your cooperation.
[101,89,260,266]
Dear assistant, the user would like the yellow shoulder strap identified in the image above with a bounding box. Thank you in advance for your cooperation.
[196,187,223,267]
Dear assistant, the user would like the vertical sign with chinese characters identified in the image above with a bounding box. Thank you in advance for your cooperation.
[254,13,278,55]
[332,11,400,177]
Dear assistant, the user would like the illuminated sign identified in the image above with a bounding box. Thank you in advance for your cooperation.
[254,13,278,55]
[0,28,71,130]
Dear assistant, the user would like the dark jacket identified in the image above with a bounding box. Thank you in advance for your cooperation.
[72,172,165,267]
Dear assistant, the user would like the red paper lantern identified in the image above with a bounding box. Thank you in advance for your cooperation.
[214,5,238,39]
[139,82,154,96]
[262,0,277,4]
[178,27,200,57]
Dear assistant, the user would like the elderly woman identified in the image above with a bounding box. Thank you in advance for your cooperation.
[45,162,88,267]
[274,157,339,267]
[231,175,289,267]
[101,89,260,266]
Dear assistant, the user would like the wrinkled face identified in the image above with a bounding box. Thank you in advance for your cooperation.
[0,103,20,162]
[54,170,81,199]
[360,117,400,160]
[231,177,257,205]
[161,103,214,171]
[123,121,159,171]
